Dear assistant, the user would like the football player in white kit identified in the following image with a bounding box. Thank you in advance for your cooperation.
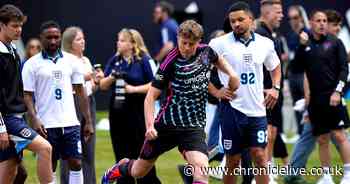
[209,2,281,184]
[22,21,94,184]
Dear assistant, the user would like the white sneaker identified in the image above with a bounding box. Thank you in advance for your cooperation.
[269,175,278,184]
[340,175,350,184]
[208,166,223,180]
[316,175,335,184]
[251,179,256,184]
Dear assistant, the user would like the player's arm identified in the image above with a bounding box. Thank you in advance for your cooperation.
[154,28,175,63]
[0,60,9,150]
[330,40,349,106]
[208,82,236,101]
[23,91,47,138]
[144,86,162,140]
[265,63,282,109]
[99,56,117,91]
[0,111,9,150]
[144,60,172,140]
[214,56,240,91]
[73,84,94,141]
[304,73,310,106]
[264,41,282,109]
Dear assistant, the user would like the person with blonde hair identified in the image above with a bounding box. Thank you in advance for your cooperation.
[24,38,42,61]
[99,28,161,184]
[59,26,99,184]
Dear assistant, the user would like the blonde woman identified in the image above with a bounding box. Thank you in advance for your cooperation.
[24,38,42,61]
[99,28,161,184]
[61,26,97,184]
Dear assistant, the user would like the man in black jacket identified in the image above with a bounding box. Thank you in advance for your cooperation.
[255,1,288,183]
[0,4,53,184]
[295,10,350,184]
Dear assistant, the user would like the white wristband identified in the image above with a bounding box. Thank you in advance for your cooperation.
[336,81,345,92]
[0,125,6,133]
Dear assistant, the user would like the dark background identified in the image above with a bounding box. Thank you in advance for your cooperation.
[1,0,349,110]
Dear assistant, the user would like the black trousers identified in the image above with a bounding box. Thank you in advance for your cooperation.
[288,72,304,134]
[109,97,161,184]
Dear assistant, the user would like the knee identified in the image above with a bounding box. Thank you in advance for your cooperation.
[250,149,267,167]
[268,132,277,143]
[226,155,241,168]
[37,140,52,157]
[133,167,149,178]
[68,159,82,171]
[318,135,330,145]
[332,131,347,144]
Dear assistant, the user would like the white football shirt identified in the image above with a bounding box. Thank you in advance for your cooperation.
[22,51,84,128]
[209,32,280,117]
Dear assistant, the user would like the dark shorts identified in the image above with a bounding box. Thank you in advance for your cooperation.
[46,125,82,160]
[266,95,283,129]
[0,115,37,162]
[139,125,208,160]
[308,99,350,136]
[219,101,268,155]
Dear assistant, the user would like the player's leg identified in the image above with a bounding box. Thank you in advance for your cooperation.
[4,115,53,184]
[26,135,53,183]
[0,158,18,184]
[179,128,209,184]
[102,125,175,183]
[308,103,336,183]
[248,117,269,184]
[67,158,83,184]
[219,101,245,184]
[328,103,350,184]
[249,147,268,184]
[265,124,277,163]
[184,151,209,184]
[224,154,241,184]
[14,162,28,184]
[61,126,84,184]
[332,129,350,184]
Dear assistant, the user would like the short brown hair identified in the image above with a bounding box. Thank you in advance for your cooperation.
[260,0,281,6]
[177,20,203,41]
[156,1,174,16]
[325,9,342,24]
[0,4,26,24]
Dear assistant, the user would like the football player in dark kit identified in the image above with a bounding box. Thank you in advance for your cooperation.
[101,20,240,184]
[295,10,350,184]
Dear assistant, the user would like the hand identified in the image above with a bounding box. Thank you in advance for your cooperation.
[264,88,279,109]
[94,69,104,84]
[125,84,136,94]
[32,118,47,139]
[145,126,158,141]
[299,31,309,45]
[330,91,341,106]
[83,119,94,142]
[215,87,236,101]
[0,132,10,150]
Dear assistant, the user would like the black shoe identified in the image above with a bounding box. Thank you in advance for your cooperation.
[177,164,193,184]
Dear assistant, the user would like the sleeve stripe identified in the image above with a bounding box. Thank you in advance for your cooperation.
[160,49,179,70]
